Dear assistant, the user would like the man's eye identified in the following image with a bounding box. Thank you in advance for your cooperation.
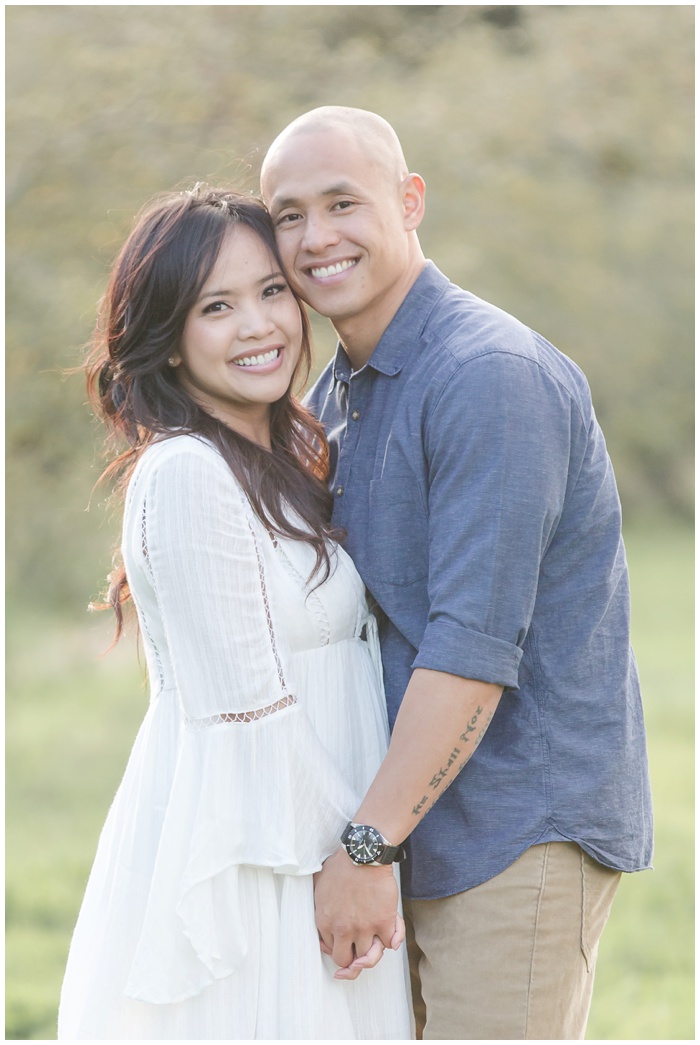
[277,212,301,225]
[333,200,354,211]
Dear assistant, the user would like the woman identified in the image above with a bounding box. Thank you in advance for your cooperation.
[57,186,413,1040]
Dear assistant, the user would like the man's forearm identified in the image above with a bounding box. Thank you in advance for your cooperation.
[352,667,503,845]
[314,667,503,974]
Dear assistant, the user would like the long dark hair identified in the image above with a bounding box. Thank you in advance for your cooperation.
[88,185,336,638]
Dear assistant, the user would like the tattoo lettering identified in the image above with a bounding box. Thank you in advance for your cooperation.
[412,705,497,819]
[412,794,430,816]
[428,746,462,790]
[459,702,482,744]
[429,766,449,790]
[451,713,494,777]
[412,792,439,820]
[445,745,461,769]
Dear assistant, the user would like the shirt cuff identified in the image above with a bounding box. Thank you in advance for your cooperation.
[413,619,522,689]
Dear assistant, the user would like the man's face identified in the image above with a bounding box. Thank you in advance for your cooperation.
[262,128,413,330]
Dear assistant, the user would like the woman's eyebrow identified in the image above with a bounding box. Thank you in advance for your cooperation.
[198,272,285,300]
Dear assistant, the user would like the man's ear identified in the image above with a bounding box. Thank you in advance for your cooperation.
[401,173,426,232]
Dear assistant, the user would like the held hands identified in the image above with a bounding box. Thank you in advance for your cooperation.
[314,848,405,980]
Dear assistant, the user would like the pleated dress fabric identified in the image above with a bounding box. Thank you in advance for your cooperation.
[58,434,413,1040]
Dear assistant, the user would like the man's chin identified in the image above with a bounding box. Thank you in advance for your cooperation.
[297,289,346,321]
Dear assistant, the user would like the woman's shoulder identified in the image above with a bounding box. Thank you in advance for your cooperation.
[128,433,234,499]
[138,432,226,472]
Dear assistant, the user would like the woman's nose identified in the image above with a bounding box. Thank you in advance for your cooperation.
[238,305,276,340]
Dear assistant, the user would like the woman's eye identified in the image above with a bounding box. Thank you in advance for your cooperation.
[263,282,288,299]
[202,301,228,314]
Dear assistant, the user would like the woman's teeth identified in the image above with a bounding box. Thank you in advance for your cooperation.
[311,259,357,278]
[233,348,280,368]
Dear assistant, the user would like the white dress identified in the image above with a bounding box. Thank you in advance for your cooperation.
[58,434,413,1041]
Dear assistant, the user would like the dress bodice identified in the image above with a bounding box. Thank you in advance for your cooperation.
[122,434,375,719]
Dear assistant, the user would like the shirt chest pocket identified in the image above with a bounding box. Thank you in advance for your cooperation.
[368,473,429,587]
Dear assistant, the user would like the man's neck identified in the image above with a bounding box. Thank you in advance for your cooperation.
[334,257,427,370]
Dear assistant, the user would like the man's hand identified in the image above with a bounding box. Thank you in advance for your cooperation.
[314,847,404,979]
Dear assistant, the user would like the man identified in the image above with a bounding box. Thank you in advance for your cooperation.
[261,106,652,1040]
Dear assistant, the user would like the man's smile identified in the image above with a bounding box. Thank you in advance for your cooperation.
[307,258,359,281]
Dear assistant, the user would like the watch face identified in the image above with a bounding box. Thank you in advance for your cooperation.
[346,825,383,864]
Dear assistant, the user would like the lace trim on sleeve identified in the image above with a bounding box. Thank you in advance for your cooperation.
[182,692,297,731]
[242,505,290,698]
[140,500,166,691]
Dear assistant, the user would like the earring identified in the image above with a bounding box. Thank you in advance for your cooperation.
[168,357,176,366]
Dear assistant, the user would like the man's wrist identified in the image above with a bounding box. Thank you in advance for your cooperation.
[340,821,406,866]
[333,847,395,879]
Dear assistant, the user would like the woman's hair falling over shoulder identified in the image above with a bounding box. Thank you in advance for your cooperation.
[87,184,336,639]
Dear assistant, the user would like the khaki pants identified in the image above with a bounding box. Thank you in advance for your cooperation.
[404,842,620,1040]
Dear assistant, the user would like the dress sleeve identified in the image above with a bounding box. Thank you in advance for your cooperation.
[143,446,294,722]
[123,445,358,1004]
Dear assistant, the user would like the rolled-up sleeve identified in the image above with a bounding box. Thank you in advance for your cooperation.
[412,350,580,688]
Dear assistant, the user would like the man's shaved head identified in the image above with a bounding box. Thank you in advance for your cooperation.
[259,106,426,363]
[261,106,409,192]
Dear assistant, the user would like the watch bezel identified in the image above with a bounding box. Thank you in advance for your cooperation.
[346,823,384,864]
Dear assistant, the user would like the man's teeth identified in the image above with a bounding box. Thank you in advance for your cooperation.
[233,348,280,368]
[311,259,357,279]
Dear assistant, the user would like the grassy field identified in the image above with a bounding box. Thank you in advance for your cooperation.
[5,523,694,1040]
[584,524,694,1039]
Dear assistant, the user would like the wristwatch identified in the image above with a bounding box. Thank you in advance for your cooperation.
[341,821,406,866]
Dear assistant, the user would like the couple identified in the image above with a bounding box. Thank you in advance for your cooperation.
[58,107,652,1041]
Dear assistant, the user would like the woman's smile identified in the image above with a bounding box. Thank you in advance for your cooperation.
[230,345,284,370]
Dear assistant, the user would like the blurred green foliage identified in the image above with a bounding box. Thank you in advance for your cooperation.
[6,5,694,615]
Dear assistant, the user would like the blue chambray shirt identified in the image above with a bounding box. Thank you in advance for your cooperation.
[306,262,653,900]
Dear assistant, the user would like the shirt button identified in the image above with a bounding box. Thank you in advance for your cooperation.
[336,485,344,497]
[351,409,361,421]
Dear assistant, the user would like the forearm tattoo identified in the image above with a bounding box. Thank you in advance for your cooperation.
[411,703,495,820]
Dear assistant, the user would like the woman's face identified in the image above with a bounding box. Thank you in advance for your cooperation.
[172,225,303,445]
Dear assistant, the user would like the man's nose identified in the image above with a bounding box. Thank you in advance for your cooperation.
[301,213,340,253]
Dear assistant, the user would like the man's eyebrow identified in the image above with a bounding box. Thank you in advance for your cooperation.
[272,183,357,210]
[198,272,285,299]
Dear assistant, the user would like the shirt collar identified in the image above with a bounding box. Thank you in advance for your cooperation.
[330,261,450,387]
